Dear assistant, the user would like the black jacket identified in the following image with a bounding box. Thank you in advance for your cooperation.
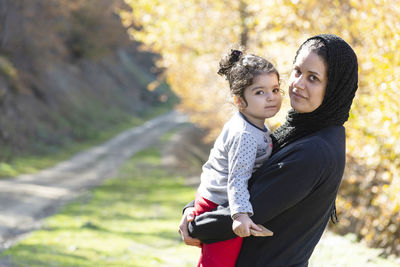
[188,126,346,267]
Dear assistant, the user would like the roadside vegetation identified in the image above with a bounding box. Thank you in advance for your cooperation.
[0,105,173,179]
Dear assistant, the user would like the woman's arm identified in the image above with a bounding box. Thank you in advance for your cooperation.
[188,203,236,243]
[188,140,328,243]
[179,201,235,244]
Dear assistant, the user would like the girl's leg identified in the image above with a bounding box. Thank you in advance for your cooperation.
[199,237,243,267]
[194,193,218,216]
[194,194,243,267]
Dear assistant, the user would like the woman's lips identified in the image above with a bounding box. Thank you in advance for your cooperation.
[291,91,307,99]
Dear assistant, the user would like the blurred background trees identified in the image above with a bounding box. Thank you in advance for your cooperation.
[122,0,400,256]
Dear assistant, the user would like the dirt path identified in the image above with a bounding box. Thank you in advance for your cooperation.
[0,111,188,251]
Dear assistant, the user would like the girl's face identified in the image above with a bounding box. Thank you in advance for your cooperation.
[236,73,282,128]
[289,49,327,113]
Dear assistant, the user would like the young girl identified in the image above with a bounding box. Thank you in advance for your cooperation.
[193,49,282,267]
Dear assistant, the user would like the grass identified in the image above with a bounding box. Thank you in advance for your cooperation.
[310,232,400,266]
[0,105,173,178]
[0,131,199,266]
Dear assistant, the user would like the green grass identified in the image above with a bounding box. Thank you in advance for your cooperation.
[0,135,199,266]
[0,105,173,178]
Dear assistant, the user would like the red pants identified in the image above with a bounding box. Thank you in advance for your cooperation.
[194,194,243,267]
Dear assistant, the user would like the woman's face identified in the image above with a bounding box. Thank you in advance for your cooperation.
[288,49,328,113]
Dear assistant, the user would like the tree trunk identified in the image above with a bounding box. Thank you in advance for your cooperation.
[239,0,248,47]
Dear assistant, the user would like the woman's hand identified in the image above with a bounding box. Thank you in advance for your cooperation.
[178,207,202,248]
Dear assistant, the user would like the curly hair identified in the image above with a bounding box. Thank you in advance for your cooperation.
[218,48,280,106]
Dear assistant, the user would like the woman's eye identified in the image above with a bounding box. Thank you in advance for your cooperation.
[309,75,319,82]
[293,68,301,76]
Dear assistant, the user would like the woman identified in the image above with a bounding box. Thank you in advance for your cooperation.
[179,33,358,266]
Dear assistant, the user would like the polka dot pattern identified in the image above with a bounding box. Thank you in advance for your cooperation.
[197,112,273,217]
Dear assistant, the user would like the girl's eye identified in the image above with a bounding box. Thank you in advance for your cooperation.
[255,90,264,95]
[272,88,280,93]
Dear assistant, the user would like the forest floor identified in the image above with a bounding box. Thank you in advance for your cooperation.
[0,111,399,266]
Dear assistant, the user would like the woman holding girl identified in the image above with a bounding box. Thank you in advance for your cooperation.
[179,33,359,266]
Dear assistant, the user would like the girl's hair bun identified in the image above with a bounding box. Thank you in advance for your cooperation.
[218,49,244,77]
[229,50,243,63]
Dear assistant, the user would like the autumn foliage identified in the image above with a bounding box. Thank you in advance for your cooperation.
[122,0,400,256]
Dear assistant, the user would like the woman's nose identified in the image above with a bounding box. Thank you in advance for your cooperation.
[293,75,305,90]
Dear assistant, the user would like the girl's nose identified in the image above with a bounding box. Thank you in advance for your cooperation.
[266,92,274,102]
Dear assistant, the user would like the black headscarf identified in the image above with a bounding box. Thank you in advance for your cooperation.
[272,34,358,152]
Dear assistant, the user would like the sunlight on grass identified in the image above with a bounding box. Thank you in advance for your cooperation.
[310,232,400,267]
[1,140,199,266]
